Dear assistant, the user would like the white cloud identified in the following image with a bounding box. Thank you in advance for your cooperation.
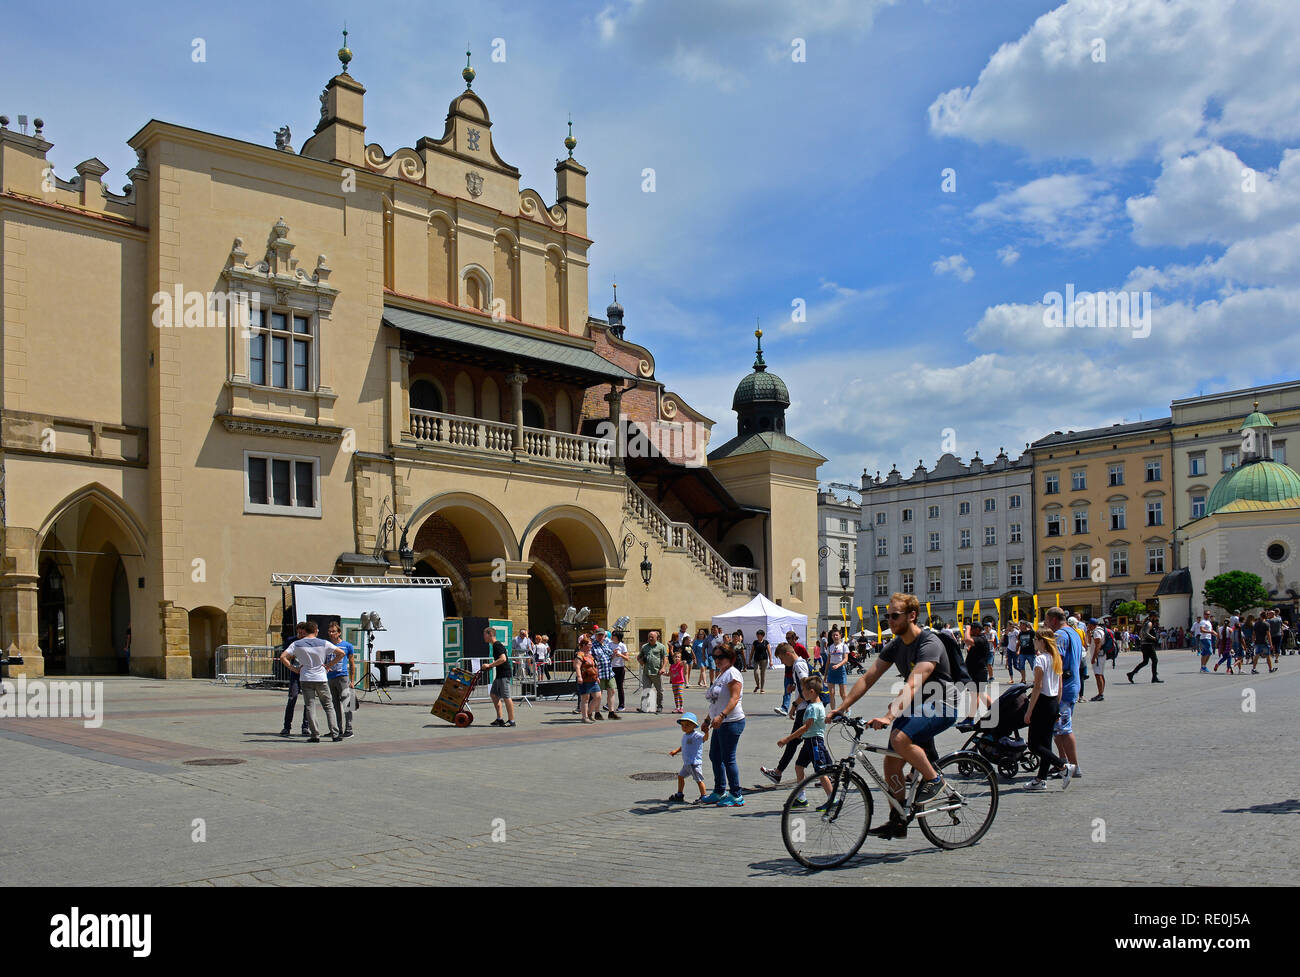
[933,254,974,282]
[997,246,1020,266]
[1127,146,1300,247]
[927,0,1300,163]
[972,174,1118,248]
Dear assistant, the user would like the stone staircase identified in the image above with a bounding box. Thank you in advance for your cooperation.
[622,477,759,597]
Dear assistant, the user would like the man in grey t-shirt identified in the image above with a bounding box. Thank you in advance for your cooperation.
[279,622,346,742]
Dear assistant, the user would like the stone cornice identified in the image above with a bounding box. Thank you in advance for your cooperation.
[217,414,345,442]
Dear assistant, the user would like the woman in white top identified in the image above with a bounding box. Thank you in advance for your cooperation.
[534,635,551,680]
[609,630,630,712]
[824,628,849,710]
[1024,628,1074,790]
[701,643,746,807]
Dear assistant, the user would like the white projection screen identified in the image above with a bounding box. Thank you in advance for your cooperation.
[292,583,446,681]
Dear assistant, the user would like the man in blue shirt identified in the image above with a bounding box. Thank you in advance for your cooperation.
[1046,607,1083,779]
[326,621,356,738]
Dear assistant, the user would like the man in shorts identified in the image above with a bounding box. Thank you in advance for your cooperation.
[479,626,516,727]
[1087,618,1108,701]
[830,593,959,840]
[591,627,621,719]
[1047,607,1083,778]
[1015,621,1035,683]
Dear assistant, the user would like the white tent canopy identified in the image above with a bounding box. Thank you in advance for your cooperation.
[711,593,807,646]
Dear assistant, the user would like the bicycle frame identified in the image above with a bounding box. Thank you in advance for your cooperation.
[831,726,965,821]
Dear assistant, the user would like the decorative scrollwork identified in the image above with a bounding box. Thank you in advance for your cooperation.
[519,189,567,228]
[661,398,678,419]
[363,144,426,182]
[638,359,653,378]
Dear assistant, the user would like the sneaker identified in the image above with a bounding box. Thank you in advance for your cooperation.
[912,776,946,809]
[331,735,343,742]
[607,711,622,720]
[691,795,712,804]
[1152,678,1164,683]
[1025,779,1047,791]
[955,718,979,733]
[308,736,321,743]
[667,792,685,803]
[773,706,786,715]
[699,791,727,805]
[1090,694,1104,702]
[301,730,312,737]
[790,796,808,808]
[1200,667,1210,673]
[592,711,605,721]
[1062,763,1076,789]
[867,818,908,839]
[1126,672,1135,684]
[814,800,835,813]
[489,718,506,727]
[505,720,516,727]
[759,765,782,784]
[718,793,744,807]
[343,729,354,737]
[279,728,291,737]
[581,717,594,724]
[1252,669,1259,674]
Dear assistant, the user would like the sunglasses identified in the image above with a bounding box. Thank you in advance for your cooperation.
[887,611,907,619]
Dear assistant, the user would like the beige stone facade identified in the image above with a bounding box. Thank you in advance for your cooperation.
[0,54,822,678]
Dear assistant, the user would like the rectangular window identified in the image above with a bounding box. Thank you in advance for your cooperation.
[876,537,887,557]
[929,532,941,552]
[982,565,998,590]
[901,570,915,594]
[1188,453,1205,477]
[1074,553,1090,579]
[959,501,971,516]
[1009,562,1023,588]
[1147,500,1163,526]
[1045,473,1060,495]
[928,505,940,519]
[1111,549,1128,577]
[1110,505,1126,530]
[1274,441,1285,465]
[871,514,883,527]
[958,568,972,592]
[1222,448,1239,471]
[1071,469,1087,491]
[1046,556,1062,582]
[1147,546,1165,574]
[984,498,996,512]
[928,568,942,594]
[1108,464,1124,486]
[245,452,321,516]
[1073,510,1088,534]
[1046,514,1061,537]
[984,526,996,546]
[1009,494,1022,509]
[1191,495,1206,519]
[875,573,888,598]
[250,309,312,391]
[902,508,913,522]
[959,529,971,549]
[839,542,850,564]
[1009,523,1022,543]
[902,534,913,554]
[842,518,852,532]
[1146,459,1162,482]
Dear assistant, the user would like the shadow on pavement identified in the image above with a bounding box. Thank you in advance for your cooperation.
[1222,799,1300,815]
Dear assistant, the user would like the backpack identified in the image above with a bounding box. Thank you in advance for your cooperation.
[1103,628,1117,660]
[930,628,973,685]
[577,652,598,684]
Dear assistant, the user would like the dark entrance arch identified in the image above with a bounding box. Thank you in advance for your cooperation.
[38,560,69,674]
[411,380,443,412]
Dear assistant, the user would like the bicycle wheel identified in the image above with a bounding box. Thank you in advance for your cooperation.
[781,765,873,870]
[918,752,999,850]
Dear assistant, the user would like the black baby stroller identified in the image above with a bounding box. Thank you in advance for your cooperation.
[955,683,1039,780]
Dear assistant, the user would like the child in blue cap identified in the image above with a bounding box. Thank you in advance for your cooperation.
[668,712,709,803]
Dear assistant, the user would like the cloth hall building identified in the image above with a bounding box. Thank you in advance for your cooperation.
[0,45,823,678]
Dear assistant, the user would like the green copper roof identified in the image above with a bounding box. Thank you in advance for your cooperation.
[1206,460,1300,515]
[1239,410,1274,430]
[732,370,790,410]
[708,430,826,462]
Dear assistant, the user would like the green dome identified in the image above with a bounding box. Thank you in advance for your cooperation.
[1239,410,1274,430]
[732,369,790,411]
[1206,460,1300,515]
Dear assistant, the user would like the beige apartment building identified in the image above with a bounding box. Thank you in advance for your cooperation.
[0,45,822,678]
[1028,419,1174,618]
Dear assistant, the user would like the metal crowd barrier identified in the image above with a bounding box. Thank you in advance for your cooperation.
[214,645,289,687]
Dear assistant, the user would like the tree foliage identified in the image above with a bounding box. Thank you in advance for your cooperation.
[1203,571,1271,617]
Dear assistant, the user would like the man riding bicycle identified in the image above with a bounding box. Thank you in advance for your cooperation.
[829,592,958,840]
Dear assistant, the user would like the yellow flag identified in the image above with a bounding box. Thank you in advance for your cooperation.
[956,599,965,628]
[1055,592,1061,610]
[926,602,932,627]
[994,598,1002,633]
[1033,594,1040,630]
[856,606,864,625]
[972,599,981,622]
[874,606,883,644]
[1011,595,1019,621]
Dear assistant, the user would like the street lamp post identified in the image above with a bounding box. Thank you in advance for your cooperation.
[382,513,415,576]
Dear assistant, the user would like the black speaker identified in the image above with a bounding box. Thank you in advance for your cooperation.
[462,617,494,657]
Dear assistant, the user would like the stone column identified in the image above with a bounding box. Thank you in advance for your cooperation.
[506,369,527,456]
[603,385,623,459]
[1,528,42,677]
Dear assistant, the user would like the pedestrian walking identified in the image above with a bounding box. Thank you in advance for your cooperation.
[824,628,849,710]
[666,712,708,803]
[1194,610,1215,672]
[479,626,517,727]
[1128,614,1162,683]
[1087,618,1109,701]
[777,674,834,809]
[592,629,621,720]
[1024,628,1074,790]
[1248,613,1278,673]
[751,629,770,693]
[638,630,668,713]
[1047,607,1083,779]
[760,642,811,785]
[700,643,746,807]
[669,650,688,713]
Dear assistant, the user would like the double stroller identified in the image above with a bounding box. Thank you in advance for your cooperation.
[955,683,1039,780]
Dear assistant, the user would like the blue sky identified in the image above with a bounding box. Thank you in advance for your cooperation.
[13,0,1300,486]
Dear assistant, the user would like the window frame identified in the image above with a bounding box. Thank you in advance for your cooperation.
[249,308,314,392]
[243,450,322,517]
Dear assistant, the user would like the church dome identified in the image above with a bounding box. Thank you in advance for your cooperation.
[1206,460,1300,514]
[731,328,790,411]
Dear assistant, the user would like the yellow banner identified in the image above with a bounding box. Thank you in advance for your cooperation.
[856,606,864,624]
[1011,595,1019,621]
[1055,592,1061,611]
[926,601,932,626]
[1033,594,1040,630]
[874,605,883,644]
[956,599,964,628]
[972,599,981,622]
[994,598,1002,633]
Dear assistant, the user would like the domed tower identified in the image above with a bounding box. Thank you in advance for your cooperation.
[731,328,790,436]
[1206,404,1300,515]
[708,328,825,613]
[606,283,625,339]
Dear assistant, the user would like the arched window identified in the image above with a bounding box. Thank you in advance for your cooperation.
[38,561,68,671]
[522,398,545,429]
[410,379,443,412]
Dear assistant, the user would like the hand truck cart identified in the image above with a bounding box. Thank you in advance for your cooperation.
[430,666,480,727]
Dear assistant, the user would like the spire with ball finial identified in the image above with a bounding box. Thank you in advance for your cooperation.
[606,281,625,338]
[337,25,352,72]
[565,114,577,159]
[753,319,767,372]
[463,50,475,88]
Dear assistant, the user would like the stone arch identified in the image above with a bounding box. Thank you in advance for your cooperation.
[555,390,573,433]
[408,491,520,562]
[523,394,546,429]
[37,483,147,558]
[520,504,619,570]
[543,246,565,329]
[410,375,446,412]
[481,376,501,422]
[188,606,227,680]
[412,551,472,617]
[453,370,474,416]
[460,263,492,311]
[429,212,455,302]
[493,231,519,319]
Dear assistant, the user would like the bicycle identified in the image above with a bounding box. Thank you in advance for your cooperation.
[780,714,999,869]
